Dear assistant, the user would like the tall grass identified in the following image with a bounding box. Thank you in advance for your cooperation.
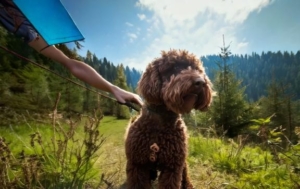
[0,116,107,188]
[188,132,300,189]
[0,92,113,189]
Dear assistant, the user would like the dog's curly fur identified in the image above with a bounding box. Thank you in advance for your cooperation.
[125,49,213,189]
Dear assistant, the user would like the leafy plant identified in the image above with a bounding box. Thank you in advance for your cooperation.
[0,94,107,189]
[188,132,300,189]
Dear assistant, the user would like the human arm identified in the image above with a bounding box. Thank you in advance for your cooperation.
[28,39,143,106]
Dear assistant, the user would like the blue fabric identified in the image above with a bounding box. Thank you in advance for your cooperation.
[13,0,84,45]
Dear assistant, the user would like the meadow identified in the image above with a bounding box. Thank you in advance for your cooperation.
[0,113,299,189]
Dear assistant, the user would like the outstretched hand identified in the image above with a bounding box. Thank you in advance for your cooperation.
[110,85,143,108]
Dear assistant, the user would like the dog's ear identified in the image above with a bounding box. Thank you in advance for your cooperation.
[137,62,164,105]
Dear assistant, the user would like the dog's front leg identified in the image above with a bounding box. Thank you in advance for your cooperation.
[158,168,183,189]
[126,161,152,189]
[181,162,194,189]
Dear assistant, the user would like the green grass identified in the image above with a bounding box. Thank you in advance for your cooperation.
[1,116,299,189]
[0,115,107,188]
[0,122,54,153]
[188,134,300,189]
[95,116,130,187]
[0,116,127,151]
[98,116,129,146]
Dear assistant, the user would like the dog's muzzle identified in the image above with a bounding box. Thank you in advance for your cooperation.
[193,77,211,111]
[194,77,207,88]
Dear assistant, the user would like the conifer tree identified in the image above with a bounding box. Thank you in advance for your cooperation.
[211,36,252,137]
[13,63,50,110]
[113,64,130,119]
[258,82,299,145]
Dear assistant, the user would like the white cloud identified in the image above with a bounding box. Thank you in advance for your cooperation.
[127,33,138,43]
[125,22,134,27]
[237,42,249,49]
[137,0,272,25]
[123,0,273,70]
[137,13,146,20]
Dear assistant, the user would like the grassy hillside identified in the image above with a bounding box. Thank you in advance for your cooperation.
[0,115,299,189]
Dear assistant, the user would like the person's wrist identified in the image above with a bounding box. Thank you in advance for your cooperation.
[109,85,121,96]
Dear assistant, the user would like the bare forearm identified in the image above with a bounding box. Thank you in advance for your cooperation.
[64,58,143,105]
[69,59,114,93]
[35,44,143,105]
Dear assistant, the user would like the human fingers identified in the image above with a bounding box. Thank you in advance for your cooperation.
[132,94,143,106]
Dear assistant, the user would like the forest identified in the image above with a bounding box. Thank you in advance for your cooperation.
[0,26,141,122]
[202,50,300,101]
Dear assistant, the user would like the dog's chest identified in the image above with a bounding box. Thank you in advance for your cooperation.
[134,117,187,151]
[139,116,185,137]
[126,112,188,165]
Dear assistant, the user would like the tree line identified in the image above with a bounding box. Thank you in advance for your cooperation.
[0,26,141,122]
[202,50,300,101]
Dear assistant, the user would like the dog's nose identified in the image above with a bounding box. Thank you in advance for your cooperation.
[194,78,206,87]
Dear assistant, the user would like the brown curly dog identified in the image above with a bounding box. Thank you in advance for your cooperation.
[125,49,213,189]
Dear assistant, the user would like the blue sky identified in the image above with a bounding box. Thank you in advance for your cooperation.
[61,0,300,71]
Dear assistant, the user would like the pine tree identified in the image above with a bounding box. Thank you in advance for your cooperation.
[258,82,299,145]
[25,64,48,101]
[113,64,130,119]
[211,36,252,137]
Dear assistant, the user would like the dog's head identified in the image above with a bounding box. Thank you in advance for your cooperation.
[137,49,214,114]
